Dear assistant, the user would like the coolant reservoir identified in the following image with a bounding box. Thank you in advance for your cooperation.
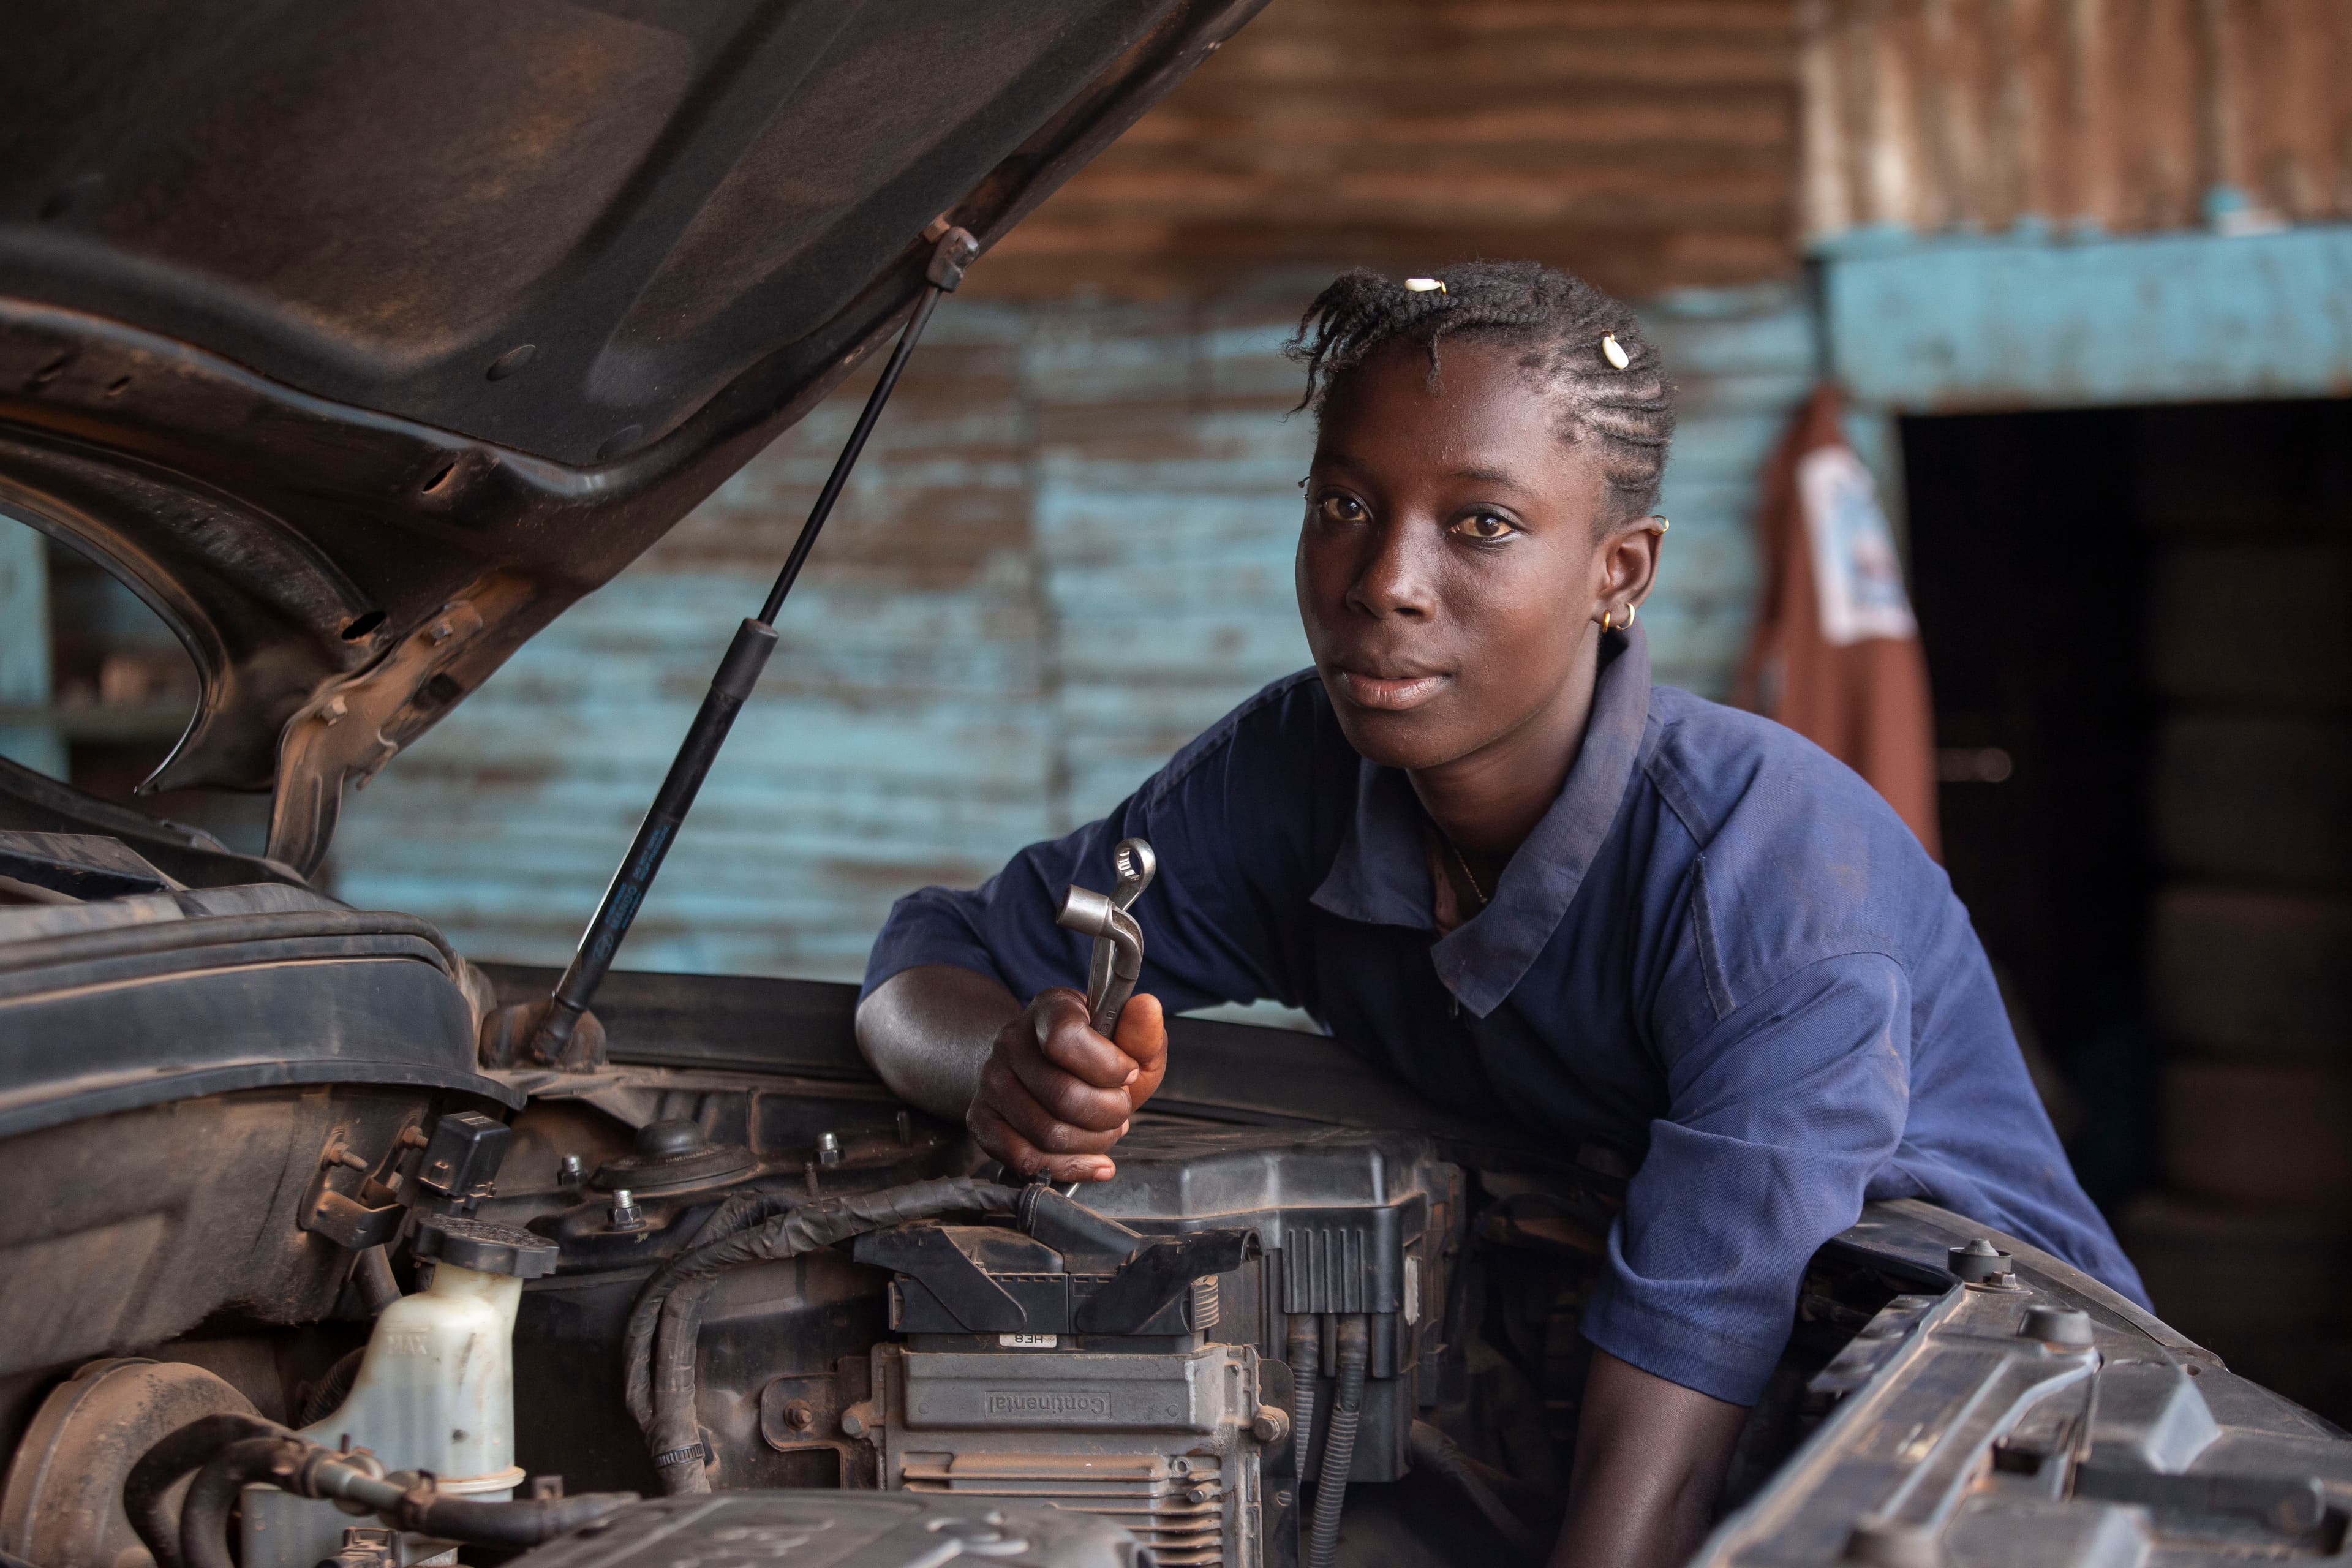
[243,1216,557,1568]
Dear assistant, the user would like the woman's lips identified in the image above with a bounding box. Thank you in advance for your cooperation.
[1334,667,1451,711]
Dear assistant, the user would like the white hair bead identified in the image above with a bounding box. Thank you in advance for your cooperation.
[1600,332,1630,369]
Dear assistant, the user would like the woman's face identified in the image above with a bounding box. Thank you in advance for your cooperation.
[1295,334,1653,772]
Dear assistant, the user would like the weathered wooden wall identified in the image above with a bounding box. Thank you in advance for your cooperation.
[320,0,1822,980]
[331,287,1809,978]
[1798,0,2352,241]
[973,0,1803,300]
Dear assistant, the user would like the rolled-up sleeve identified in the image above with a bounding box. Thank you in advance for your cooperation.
[860,679,1324,1016]
[1580,952,1912,1405]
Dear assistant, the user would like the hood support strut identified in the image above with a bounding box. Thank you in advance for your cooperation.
[518,227,980,1069]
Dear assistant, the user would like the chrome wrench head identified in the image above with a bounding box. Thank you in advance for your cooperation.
[1111,837,1156,910]
[1058,837,1153,1038]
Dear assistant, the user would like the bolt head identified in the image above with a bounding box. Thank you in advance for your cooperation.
[1948,1240,2017,1285]
[2019,1305,2095,1349]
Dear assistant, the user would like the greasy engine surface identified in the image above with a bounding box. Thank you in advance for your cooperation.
[0,1050,1924,1568]
[477,1082,1469,1567]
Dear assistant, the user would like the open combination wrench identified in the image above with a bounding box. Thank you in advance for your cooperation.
[1054,837,1155,1038]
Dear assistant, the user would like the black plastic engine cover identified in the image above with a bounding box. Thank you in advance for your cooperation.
[507,1492,1147,1568]
[1078,1123,1466,1486]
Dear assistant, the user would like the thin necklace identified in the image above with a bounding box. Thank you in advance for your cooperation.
[1447,839,1489,907]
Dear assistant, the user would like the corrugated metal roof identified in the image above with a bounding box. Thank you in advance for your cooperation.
[1798,0,2352,242]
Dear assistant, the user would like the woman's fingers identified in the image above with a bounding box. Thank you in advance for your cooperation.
[978,1049,1127,1153]
[1113,992,1169,1109]
[966,987,1166,1185]
[1000,991,1134,1127]
[1030,989,1142,1088]
[968,1095,1118,1183]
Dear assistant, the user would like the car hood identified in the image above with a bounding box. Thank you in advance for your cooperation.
[0,0,1260,873]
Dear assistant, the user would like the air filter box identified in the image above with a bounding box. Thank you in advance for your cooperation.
[1083,1124,1464,1485]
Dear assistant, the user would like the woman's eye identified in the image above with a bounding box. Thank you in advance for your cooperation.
[1313,493,1369,525]
[1451,511,1518,541]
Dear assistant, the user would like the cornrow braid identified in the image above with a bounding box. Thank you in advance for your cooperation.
[1285,261,1678,521]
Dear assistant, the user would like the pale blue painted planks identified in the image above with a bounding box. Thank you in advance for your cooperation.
[330,288,1812,982]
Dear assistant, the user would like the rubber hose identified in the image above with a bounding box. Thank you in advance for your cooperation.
[1286,1313,1322,1482]
[299,1348,366,1428]
[650,1278,718,1494]
[398,1491,637,1548]
[1305,1315,1368,1568]
[181,1439,306,1568]
[620,1178,1005,1426]
[624,1176,1018,1476]
[124,1414,292,1568]
[177,1434,638,1559]
[353,1246,402,1316]
[620,1189,805,1428]
[288,1445,635,1546]
[1408,1421,1542,1553]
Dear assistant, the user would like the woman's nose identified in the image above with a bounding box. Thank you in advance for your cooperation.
[1348,519,1434,619]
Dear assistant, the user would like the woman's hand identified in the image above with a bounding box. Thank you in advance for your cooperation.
[968,987,1167,1182]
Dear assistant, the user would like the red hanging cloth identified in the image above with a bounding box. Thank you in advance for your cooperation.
[1735,385,1942,859]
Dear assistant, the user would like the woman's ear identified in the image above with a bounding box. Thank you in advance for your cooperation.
[1592,513,1664,620]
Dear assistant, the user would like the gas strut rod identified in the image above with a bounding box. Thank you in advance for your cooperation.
[524,227,981,1066]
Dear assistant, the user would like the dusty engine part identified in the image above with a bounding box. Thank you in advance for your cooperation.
[0,1360,256,1568]
[850,1181,1276,1564]
[243,1215,558,1568]
[481,1088,960,1499]
[130,1423,633,1568]
[503,1491,1144,1568]
[625,1178,1024,1496]
[589,1118,757,1197]
[866,1340,1275,1567]
[1083,1124,1465,1488]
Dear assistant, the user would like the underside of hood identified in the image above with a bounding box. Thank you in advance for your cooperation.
[0,0,1261,873]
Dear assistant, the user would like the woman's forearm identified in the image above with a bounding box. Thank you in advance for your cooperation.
[1551,1349,1748,1568]
[854,963,1023,1123]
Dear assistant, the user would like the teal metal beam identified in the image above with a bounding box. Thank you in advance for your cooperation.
[1822,225,2352,412]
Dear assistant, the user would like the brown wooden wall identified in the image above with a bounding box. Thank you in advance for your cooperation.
[1799,0,2352,241]
[974,0,1806,302]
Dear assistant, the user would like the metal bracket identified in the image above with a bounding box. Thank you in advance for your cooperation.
[300,1130,404,1250]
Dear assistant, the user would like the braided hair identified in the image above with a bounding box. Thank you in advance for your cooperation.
[1285,261,1677,523]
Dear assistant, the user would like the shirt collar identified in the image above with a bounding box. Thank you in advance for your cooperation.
[1310,623,1654,1017]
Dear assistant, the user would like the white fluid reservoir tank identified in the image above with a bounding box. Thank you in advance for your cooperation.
[243,1216,559,1568]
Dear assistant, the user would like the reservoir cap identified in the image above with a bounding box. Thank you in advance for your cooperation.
[417,1214,559,1279]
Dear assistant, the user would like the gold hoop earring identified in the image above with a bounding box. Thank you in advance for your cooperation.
[1599,606,1618,632]
[1649,515,1669,534]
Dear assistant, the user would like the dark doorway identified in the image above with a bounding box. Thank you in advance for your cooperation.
[1904,398,2352,1422]
[1904,407,2158,1208]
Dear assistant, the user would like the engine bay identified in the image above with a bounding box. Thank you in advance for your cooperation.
[0,1030,1909,1568]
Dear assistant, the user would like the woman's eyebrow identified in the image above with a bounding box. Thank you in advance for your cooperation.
[1446,462,1536,494]
[1317,451,1536,496]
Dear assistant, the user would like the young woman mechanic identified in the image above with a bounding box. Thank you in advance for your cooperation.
[856,262,2144,1568]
